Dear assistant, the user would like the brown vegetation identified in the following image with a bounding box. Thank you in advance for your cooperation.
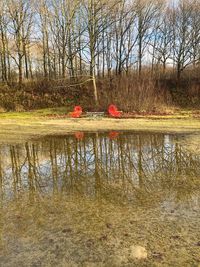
[1,69,200,112]
[0,0,200,111]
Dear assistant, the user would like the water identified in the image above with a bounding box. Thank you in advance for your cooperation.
[0,132,200,266]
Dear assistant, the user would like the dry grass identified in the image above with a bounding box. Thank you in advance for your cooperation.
[1,107,200,144]
[97,73,172,112]
[1,71,200,112]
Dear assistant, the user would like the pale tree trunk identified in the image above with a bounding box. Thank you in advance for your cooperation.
[89,0,99,106]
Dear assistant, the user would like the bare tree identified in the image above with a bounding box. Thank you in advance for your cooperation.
[135,0,164,76]
[170,0,195,80]
[149,5,173,73]
[7,0,33,85]
[190,0,200,67]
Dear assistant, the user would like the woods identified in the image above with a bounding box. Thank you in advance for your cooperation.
[0,0,200,110]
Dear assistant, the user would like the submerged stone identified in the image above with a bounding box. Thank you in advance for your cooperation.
[129,245,147,260]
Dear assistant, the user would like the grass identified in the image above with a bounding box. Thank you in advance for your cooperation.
[0,107,68,119]
[1,107,200,144]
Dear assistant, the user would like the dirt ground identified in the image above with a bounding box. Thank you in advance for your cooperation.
[0,194,200,267]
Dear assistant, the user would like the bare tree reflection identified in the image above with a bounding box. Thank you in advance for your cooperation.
[0,132,200,208]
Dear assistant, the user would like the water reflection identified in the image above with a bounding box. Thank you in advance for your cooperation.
[74,131,84,140]
[0,132,200,208]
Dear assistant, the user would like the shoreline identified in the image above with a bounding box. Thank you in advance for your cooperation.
[1,115,200,144]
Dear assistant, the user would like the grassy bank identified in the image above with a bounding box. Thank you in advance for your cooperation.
[1,107,200,144]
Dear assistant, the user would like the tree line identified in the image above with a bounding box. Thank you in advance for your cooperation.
[0,0,200,105]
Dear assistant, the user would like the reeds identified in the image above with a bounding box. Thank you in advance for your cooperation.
[0,68,200,112]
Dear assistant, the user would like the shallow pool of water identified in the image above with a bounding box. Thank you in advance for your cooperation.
[0,131,200,266]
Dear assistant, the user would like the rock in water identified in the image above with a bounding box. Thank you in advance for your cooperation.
[129,245,147,260]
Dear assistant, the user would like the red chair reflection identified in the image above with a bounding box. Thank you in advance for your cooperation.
[74,131,84,140]
[108,131,119,139]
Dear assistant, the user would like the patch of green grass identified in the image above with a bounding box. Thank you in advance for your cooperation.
[0,107,68,120]
[34,106,68,115]
[0,106,194,120]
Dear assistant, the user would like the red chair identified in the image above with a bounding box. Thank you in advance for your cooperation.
[70,106,83,118]
[108,104,121,117]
